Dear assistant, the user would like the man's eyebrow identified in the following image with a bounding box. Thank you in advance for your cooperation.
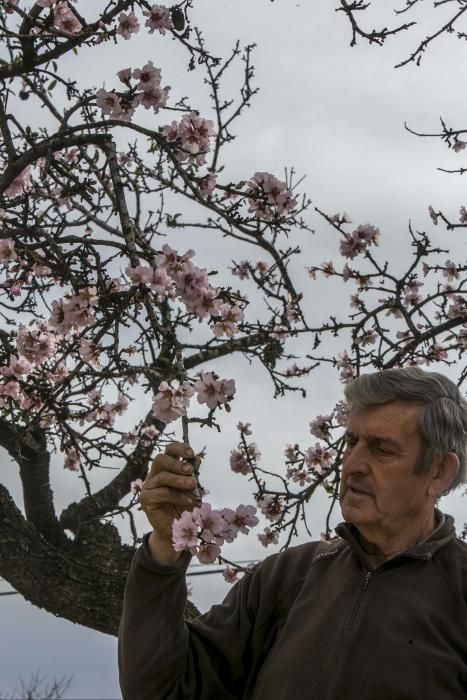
[344,431,402,449]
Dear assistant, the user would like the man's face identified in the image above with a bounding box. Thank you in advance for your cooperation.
[339,401,434,538]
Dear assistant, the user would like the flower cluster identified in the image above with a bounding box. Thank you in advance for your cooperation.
[4,166,32,198]
[152,372,236,424]
[172,502,259,563]
[336,350,356,383]
[285,440,336,486]
[309,414,332,440]
[16,321,56,364]
[152,380,194,423]
[246,172,297,221]
[126,244,244,334]
[96,61,170,121]
[339,223,380,259]
[230,441,261,475]
[49,287,98,332]
[162,113,216,166]
[144,5,173,34]
[194,371,236,410]
[256,494,284,523]
[37,1,82,34]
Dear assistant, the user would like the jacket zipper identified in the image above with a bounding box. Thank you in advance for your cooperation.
[346,570,372,629]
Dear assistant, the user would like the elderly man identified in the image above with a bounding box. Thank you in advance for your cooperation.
[118,367,467,699]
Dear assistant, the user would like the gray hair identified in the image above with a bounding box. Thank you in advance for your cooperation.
[344,367,467,495]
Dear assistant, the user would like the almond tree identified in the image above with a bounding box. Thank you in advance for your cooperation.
[0,0,464,635]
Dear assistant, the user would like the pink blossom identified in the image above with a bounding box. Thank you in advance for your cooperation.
[152,380,194,423]
[355,328,377,347]
[309,414,332,440]
[212,303,244,338]
[428,206,439,225]
[0,380,21,400]
[139,85,170,113]
[144,5,173,34]
[334,400,349,426]
[197,543,221,564]
[113,393,129,416]
[117,11,140,40]
[172,510,198,552]
[257,495,284,522]
[447,295,466,319]
[193,503,225,541]
[284,444,299,462]
[459,206,467,225]
[258,527,279,548]
[222,566,238,584]
[304,443,336,472]
[78,339,101,367]
[16,322,56,364]
[133,61,162,91]
[443,260,459,281]
[162,113,216,166]
[8,356,32,377]
[199,173,217,198]
[237,421,252,435]
[64,448,80,471]
[4,166,32,198]
[286,465,312,486]
[231,261,250,280]
[141,425,159,440]
[247,172,297,221]
[54,2,81,33]
[458,328,467,349]
[117,68,132,85]
[194,371,236,410]
[336,351,355,383]
[125,264,153,284]
[131,479,143,494]
[0,238,17,261]
[230,449,250,475]
[49,293,95,332]
[221,504,258,534]
[96,89,121,116]
[421,342,448,364]
[453,140,466,152]
[404,280,423,306]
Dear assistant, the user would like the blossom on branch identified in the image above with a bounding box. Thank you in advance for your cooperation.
[117,11,140,40]
[162,113,216,166]
[194,371,236,410]
[144,5,173,34]
[152,380,194,423]
[246,172,297,221]
[339,223,380,259]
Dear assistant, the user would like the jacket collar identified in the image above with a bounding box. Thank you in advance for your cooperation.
[334,508,456,568]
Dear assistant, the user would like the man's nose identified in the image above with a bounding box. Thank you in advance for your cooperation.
[342,442,368,475]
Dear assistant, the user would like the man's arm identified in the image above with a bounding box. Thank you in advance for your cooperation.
[118,531,256,700]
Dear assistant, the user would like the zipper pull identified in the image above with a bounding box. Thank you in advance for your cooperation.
[362,570,372,590]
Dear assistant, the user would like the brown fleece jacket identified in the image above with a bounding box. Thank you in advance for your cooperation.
[118,509,467,699]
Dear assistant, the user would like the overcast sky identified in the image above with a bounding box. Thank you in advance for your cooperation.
[1,1,466,697]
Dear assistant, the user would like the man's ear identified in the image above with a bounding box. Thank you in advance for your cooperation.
[427,452,460,498]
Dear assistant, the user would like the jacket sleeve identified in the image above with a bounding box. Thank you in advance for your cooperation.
[118,532,257,700]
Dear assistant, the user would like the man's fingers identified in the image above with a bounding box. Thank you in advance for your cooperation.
[148,443,202,479]
[165,442,193,459]
[139,486,197,509]
[144,471,197,491]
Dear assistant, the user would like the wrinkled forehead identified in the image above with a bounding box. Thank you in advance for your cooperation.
[347,401,424,442]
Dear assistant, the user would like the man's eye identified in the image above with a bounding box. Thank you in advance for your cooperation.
[375,446,391,455]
